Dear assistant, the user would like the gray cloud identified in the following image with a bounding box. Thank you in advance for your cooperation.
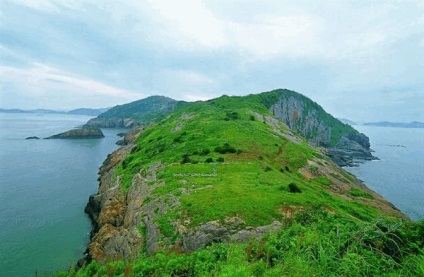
[0,0,423,121]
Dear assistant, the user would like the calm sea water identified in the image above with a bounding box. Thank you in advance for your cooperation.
[345,125,424,221]
[0,113,122,276]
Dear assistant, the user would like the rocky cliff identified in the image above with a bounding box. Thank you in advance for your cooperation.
[85,117,137,129]
[253,89,376,166]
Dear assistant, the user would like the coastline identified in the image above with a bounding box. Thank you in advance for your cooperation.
[77,126,408,267]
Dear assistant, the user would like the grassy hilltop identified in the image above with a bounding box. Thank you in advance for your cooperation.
[57,90,423,276]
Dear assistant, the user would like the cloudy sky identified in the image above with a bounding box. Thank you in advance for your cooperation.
[1,0,423,122]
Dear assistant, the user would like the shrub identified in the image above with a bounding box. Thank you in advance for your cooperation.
[181,154,191,164]
[200,148,210,156]
[288,183,302,193]
[205,158,213,163]
[225,111,239,120]
[250,115,255,121]
[264,166,272,172]
[215,143,237,154]
[217,157,224,163]
[173,131,187,143]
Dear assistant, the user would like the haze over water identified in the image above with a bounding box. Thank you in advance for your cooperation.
[0,113,122,276]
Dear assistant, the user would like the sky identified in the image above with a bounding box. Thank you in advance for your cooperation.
[0,0,423,122]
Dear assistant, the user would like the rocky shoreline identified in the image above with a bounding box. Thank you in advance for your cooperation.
[77,124,404,268]
[325,133,378,167]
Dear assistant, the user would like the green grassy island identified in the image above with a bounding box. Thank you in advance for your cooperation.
[56,90,423,276]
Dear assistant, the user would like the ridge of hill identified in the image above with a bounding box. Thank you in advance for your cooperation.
[87,89,375,166]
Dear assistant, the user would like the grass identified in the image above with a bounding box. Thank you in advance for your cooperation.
[112,97,390,229]
[114,100,383,228]
[56,208,424,277]
[350,188,374,199]
[54,93,424,276]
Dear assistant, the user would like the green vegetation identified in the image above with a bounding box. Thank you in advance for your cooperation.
[98,95,188,124]
[113,97,379,226]
[54,91,423,276]
[350,188,374,199]
[57,208,424,277]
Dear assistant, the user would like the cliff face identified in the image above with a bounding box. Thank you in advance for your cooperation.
[270,96,332,146]
[85,118,137,129]
[260,90,376,166]
[81,143,143,264]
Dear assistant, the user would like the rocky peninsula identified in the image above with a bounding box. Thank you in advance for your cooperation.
[77,90,406,269]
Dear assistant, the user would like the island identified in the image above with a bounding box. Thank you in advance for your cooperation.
[45,127,105,139]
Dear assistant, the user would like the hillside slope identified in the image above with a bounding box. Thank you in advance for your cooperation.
[68,93,424,277]
[86,90,375,166]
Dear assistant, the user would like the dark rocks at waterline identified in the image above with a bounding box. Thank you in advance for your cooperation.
[116,139,127,146]
[324,133,377,167]
[325,148,378,167]
[116,132,127,137]
[45,127,105,139]
[115,127,143,146]
[25,136,40,140]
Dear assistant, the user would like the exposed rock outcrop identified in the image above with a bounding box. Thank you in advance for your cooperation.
[267,93,376,166]
[79,128,145,266]
[270,96,332,146]
[326,134,377,167]
[25,136,40,140]
[45,127,104,139]
[182,219,282,252]
[115,127,143,146]
[85,118,137,129]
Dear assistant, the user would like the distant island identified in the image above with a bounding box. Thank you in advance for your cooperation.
[0,107,109,117]
[337,118,424,129]
[364,121,424,128]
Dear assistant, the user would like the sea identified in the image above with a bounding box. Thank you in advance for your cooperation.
[0,113,123,276]
[0,114,423,276]
[345,125,424,221]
